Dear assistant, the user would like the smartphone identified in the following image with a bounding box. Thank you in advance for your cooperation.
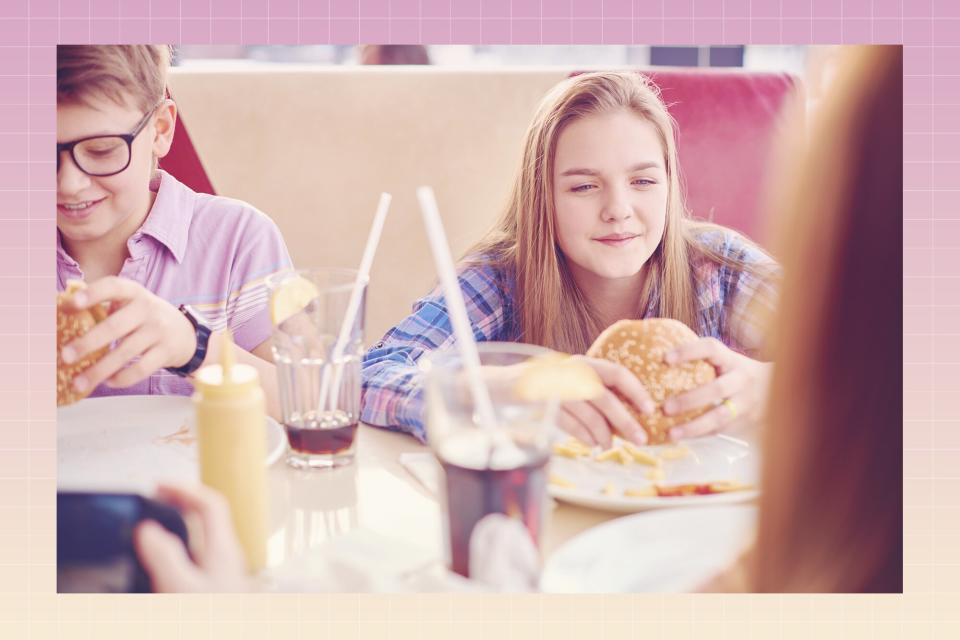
[57,491,189,593]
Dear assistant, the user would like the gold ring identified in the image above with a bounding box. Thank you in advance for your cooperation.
[722,399,738,420]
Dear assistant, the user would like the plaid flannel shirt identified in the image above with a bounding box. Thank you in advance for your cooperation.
[361,228,779,442]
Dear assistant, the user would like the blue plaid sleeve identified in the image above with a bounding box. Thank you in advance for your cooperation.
[715,232,781,358]
[360,261,513,442]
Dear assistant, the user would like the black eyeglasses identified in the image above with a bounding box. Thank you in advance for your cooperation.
[57,104,160,177]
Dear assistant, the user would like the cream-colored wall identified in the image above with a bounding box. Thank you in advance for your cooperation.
[169,67,569,343]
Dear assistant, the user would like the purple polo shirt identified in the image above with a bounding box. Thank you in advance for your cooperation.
[56,170,293,397]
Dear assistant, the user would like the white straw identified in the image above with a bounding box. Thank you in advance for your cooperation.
[415,186,498,431]
[321,192,392,411]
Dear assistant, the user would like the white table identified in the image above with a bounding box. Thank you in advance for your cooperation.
[57,395,618,579]
[263,423,617,571]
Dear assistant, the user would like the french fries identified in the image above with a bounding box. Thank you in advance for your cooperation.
[552,437,692,466]
[595,447,626,464]
[645,467,666,482]
[548,474,576,488]
[620,482,755,498]
[706,481,754,494]
[556,438,666,468]
[622,441,661,467]
[552,439,593,459]
[657,445,692,460]
[550,438,754,500]
[549,475,754,499]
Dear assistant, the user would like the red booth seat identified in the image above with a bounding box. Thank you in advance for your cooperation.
[643,69,802,242]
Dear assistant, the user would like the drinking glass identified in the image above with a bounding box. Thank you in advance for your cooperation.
[422,342,555,579]
[267,268,367,469]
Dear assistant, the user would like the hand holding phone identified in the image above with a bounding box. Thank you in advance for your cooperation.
[57,491,189,593]
[132,483,250,593]
[58,484,249,593]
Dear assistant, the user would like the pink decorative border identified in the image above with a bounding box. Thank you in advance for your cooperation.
[0,0,952,629]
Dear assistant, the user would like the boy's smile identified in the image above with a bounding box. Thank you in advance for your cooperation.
[56,96,172,258]
[57,196,107,220]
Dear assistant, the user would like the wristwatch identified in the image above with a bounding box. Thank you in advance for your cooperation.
[165,304,212,377]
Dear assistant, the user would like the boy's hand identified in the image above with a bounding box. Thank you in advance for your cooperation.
[59,276,198,392]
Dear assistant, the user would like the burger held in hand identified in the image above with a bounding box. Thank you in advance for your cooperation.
[57,280,109,406]
[586,318,716,445]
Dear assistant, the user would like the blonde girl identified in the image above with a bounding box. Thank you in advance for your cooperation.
[362,71,780,447]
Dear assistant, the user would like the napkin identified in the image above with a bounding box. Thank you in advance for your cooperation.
[469,513,541,592]
[265,529,482,592]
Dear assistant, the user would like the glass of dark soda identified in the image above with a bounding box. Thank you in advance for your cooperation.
[267,268,367,469]
[422,343,556,580]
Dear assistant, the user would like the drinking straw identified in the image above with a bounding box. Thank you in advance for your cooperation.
[321,192,392,412]
[415,186,498,431]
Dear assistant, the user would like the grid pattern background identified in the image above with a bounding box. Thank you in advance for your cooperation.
[0,0,953,638]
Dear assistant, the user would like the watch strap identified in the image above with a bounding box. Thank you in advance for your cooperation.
[165,305,212,377]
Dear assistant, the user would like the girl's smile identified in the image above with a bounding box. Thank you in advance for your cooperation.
[593,232,640,248]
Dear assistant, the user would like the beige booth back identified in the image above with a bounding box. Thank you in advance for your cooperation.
[169,67,572,343]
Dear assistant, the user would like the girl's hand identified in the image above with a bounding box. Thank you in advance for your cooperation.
[133,483,250,593]
[58,276,197,393]
[556,356,655,449]
[662,338,773,440]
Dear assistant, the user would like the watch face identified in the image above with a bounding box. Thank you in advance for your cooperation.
[179,305,210,330]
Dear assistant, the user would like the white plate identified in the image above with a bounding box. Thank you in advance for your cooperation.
[58,395,286,492]
[540,505,757,593]
[548,435,759,513]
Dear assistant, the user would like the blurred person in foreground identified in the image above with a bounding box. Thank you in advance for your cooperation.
[702,44,902,593]
[133,46,902,593]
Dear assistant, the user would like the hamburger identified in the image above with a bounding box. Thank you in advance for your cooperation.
[57,281,109,406]
[586,318,716,444]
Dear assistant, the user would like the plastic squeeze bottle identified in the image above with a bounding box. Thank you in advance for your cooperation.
[193,331,269,573]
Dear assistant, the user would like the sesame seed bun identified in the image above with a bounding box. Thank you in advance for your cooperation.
[586,318,716,444]
[57,281,108,406]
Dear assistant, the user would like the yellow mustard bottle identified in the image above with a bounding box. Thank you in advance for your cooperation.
[193,331,268,573]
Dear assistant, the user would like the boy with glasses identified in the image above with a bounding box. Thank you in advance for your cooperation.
[56,45,291,418]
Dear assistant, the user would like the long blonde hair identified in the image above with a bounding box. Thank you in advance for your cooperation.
[470,71,771,353]
[748,46,903,592]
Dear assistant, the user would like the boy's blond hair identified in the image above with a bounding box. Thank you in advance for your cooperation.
[57,45,172,112]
